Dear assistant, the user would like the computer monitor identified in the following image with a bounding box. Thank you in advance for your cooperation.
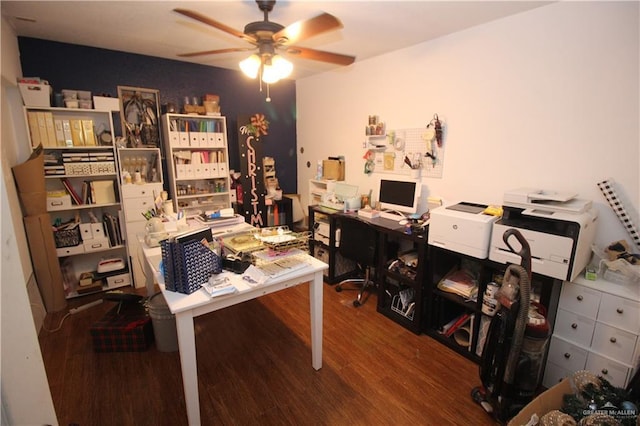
[378,177,421,221]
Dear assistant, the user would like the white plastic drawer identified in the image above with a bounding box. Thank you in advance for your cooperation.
[546,336,588,372]
[56,244,85,257]
[120,183,163,199]
[106,272,131,289]
[554,308,595,347]
[543,362,573,390]
[591,322,637,364]
[83,238,110,253]
[585,352,630,388]
[124,197,156,219]
[598,293,640,334]
[559,281,601,319]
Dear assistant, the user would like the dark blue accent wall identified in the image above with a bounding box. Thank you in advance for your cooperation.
[17,37,298,193]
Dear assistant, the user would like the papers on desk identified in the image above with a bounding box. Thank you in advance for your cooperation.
[242,254,310,286]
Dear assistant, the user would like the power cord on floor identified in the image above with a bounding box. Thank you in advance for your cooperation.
[32,299,104,333]
[31,303,70,333]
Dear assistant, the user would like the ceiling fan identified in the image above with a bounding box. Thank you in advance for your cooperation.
[174,1,356,87]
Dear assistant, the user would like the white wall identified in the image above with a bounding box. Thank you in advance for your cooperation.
[1,15,57,426]
[296,2,639,251]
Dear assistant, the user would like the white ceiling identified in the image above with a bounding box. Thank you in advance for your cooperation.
[2,1,552,80]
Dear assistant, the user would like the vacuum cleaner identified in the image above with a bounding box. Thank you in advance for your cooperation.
[472,228,550,423]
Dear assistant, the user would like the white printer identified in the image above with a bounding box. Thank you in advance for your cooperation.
[320,182,361,212]
[428,202,500,259]
[489,188,598,281]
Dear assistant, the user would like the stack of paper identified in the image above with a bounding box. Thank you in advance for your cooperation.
[437,269,478,300]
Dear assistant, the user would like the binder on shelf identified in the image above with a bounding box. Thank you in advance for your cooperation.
[26,111,42,147]
[54,119,66,147]
[91,180,116,204]
[61,178,83,205]
[69,119,85,146]
[36,112,49,147]
[82,119,96,146]
[44,112,57,147]
[103,213,116,246]
[61,120,73,147]
[81,181,92,204]
[102,212,122,246]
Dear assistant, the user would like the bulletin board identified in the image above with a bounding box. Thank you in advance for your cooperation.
[371,127,445,179]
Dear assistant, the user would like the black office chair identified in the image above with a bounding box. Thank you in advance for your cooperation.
[335,216,378,307]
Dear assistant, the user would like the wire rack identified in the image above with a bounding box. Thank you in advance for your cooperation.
[252,227,311,253]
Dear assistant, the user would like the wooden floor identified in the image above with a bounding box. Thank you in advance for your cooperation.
[39,282,500,426]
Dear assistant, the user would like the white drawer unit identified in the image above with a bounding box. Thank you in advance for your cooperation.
[117,148,164,289]
[544,275,640,389]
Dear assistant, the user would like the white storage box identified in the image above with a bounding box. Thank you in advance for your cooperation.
[46,194,72,211]
[92,96,120,111]
[106,273,131,288]
[83,237,110,253]
[90,223,105,238]
[56,245,85,257]
[79,223,94,240]
[19,82,52,107]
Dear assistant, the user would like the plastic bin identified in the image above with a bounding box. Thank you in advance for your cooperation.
[147,292,178,352]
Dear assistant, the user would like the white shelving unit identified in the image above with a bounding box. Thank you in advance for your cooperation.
[161,113,231,218]
[24,106,132,298]
[117,147,164,288]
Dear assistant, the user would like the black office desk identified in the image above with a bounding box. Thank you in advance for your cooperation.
[308,205,429,333]
[344,212,429,334]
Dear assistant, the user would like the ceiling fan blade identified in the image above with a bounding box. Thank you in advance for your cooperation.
[174,8,257,44]
[177,47,255,58]
[285,46,355,66]
[273,13,343,45]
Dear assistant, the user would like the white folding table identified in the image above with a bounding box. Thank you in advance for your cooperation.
[142,243,327,425]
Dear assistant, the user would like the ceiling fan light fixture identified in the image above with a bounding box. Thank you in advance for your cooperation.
[239,54,261,79]
[272,55,293,79]
[261,62,281,84]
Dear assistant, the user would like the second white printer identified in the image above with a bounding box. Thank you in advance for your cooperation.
[489,188,598,281]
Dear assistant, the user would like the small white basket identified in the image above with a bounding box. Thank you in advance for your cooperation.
[19,83,52,107]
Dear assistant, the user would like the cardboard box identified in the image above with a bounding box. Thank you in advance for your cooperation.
[90,304,153,352]
[12,148,45,193]
[19,82,52,107]
[23,214,67,312]
[508,378,572,425]
[20,192,47,216]
[323,159,345,181]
